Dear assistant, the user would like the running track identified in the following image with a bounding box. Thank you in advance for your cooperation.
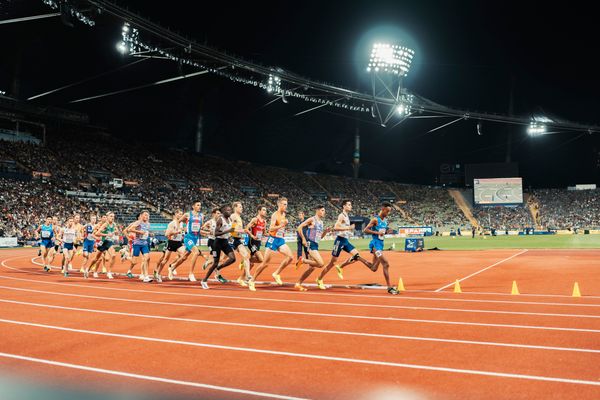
[0,248,599,399]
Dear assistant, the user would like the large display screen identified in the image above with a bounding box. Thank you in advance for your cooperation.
[474,177,523,205]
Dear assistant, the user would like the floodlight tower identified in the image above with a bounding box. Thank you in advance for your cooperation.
[367,43,415,126]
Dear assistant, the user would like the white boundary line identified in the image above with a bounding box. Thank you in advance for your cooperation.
[1,318,599,387]
[2,297,597,354]
[2,259,599,319]
[0,283,598,333]
[435,249,529,292]
[0,351,307,399]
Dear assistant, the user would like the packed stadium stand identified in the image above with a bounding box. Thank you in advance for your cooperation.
[2,130,600,239]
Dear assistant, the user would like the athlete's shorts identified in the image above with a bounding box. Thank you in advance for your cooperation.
[54,244,60,252]
[97,240,114,252]
[243,235,250,247]
[212,238,233,257]
[266,236,286,251]
[307,240,319,251]
[369,238,384,255]
[183,234,199,252]
[63,243,74,251]
[133,243,150,257]
[207,238,215,251]
[231,237,245,250]
[122,236,129,246]
[166,240,182,252]
[41,239,54,249]
[83,239,95,254]
[332,236,355,257]
[248,239,262,256]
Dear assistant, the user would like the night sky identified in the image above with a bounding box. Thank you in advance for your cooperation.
[2,0,599,188]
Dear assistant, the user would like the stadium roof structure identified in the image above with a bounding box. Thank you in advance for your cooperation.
[31,0,600,136]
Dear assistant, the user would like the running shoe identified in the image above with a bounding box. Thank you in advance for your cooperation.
[168,266,174,280]
[216,274,228,284]
[106,272,114,279]
[83,270,89,279]
[237,277,248,287]
[93,272,99,278]
[154,272,163,283]
[316,278,326,290]
[387,287,400,295]
[294,283,307,292]
[335,264,343,280]
[43,266,49,272]
[63,270,69,278]
[200,280,209,290]
[188,273,197,282]
[272,273,283,286]
[142,275,153,283]
[126,272,134,279]
[248,280,256,292]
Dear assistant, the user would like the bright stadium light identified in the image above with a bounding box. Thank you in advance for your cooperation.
[116,41,127,54]
[367,42,414,76]
[527,122,547,136]
[266,74,281,94]
[396,94,414,117]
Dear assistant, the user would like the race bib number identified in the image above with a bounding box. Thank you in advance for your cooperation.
[256,231,263,240]
[251,245,258,252]
[375,250,383,258]
[142,232,149,240]
[191,222,201,232]
[267,237,274,244]
[378,229,385,240]
[41,231,50,238]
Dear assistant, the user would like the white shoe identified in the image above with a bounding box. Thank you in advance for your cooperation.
[172,269,177,276]
[93,272,99,278]
[138,274,145,280]
[201,281,209,290]
[143,276,153,283]
[155,274,163,283]
[188,273,197,282]
[168,266,174,280]
[107,272,114,279]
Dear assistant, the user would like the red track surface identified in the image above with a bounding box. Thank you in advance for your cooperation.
[1,248,599,399]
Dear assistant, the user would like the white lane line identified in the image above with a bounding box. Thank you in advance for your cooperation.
[1,277,598,320]
[2,261,599,319]
[2,298,598,354]
[1,318,599,387]
[435,249,529,292]
[0,284,598,334]
[20,257,600,308]
[0,351,307,400]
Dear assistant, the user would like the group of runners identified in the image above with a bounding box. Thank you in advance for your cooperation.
[34,198,400,294]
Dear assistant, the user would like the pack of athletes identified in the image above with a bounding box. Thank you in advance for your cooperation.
[166,218,184,252]
[184,210,203,251]
[83,221,96,254]
[247,217,266,255]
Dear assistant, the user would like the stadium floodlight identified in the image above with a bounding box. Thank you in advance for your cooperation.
[527,122,547,136]
[116,41,127,54]
[367,43,414,77]
[266,74,281,94]
[367,42,415,125]
[396,94,414,117]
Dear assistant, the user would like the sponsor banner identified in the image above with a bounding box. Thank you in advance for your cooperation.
[0,237,18,247]
[32,171,51,177]
[199,187,213,192]
[124,180,138,186]
[150,223,168,231]
[396,226,433,237]
[267,193,279,198]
